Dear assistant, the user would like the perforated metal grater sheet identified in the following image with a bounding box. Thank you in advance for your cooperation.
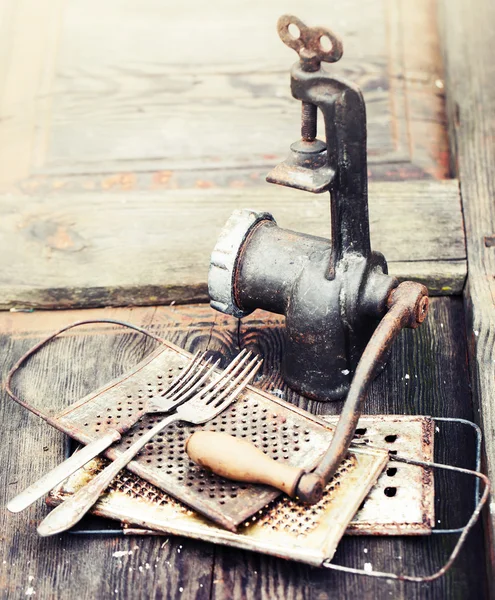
[53,342,376,531]
[48,416,433,565]
[49,445,388,566]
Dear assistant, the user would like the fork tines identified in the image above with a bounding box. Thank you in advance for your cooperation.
[178,351,263,425]
[208,354,262,409]
[162,350,205,398]
[185,349,252,401]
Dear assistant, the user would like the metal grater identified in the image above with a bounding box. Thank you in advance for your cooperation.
[47,416,435,566]
[47,417,486,581]
[48,445,388,566]
[50,415,436,539]
[18,339,387,530]
[326,415,435,534]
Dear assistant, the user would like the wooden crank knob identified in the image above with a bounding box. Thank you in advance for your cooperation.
[185,430,309,498]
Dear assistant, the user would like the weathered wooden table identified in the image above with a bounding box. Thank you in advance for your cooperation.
[0,0,493,598]
[0,303,487,598]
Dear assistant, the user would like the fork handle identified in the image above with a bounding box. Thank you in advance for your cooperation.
[37,414,179,537]
[186,431,309,497]
[7,430,122,513]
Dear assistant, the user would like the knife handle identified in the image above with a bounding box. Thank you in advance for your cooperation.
[6,430,122,513]
[186,430,313,497]
[37,414,179,537]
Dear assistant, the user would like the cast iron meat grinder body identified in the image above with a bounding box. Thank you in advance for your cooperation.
[209,16,400,402]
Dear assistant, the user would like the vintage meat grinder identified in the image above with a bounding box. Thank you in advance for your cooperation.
[209,15,429,501]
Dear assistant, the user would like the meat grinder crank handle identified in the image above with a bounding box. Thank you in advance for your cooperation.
[185,431,321,497]
[6,429,122,513]
[297,281,429,503]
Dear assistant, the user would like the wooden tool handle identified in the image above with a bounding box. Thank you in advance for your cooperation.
[185,431,305,497]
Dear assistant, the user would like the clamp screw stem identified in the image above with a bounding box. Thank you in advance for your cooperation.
[301,102,317,141]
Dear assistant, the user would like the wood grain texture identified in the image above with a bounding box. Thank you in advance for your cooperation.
[438,0,495,582]
[0,0,64,188]
[0,179,465,310]
[0,307,235,600]
[0,300,487,598]
[0,0,449,194]
[40,0,445,175]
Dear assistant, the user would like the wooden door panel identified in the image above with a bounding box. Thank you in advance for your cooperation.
[0,0,463,308]
[1,0,449,194]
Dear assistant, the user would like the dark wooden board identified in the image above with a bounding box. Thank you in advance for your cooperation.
[0,299,486,598]
[0,180,465,311]
[438,0,495,583]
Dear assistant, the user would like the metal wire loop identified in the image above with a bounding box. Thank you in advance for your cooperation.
[323,453,490,582]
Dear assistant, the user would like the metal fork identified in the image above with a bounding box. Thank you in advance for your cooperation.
[7,350,222,514]
[37,352,262,536]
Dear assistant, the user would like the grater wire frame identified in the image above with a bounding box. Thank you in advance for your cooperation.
[430,417,482,534]
[322,453,490,582]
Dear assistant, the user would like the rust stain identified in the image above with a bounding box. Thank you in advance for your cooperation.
[152,171,173,188]
[22,217,87,253]
[101,173,136,190]
[196,180,214,189]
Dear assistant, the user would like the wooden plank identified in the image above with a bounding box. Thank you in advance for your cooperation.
[0,0,449,195]
[388,0,450,180]
[0,0,65,189]
[0,299,486,597]
[38,0,442,176]
[0,179,465,310]
[438,0,495,580]
[389,260,466,296]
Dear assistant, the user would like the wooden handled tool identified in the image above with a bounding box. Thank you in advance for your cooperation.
[185,430,321,498]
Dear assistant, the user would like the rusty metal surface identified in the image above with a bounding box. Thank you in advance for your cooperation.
[48,415,435,543]
[303,282,429,502]
[209,16,430,503]
[22,338,356,530]
[266,139,335,193]
[211,15,401,406]
[325,415,435,534]
[36,352,263,536]
[48,444,388,567]
[277,15,343,67]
